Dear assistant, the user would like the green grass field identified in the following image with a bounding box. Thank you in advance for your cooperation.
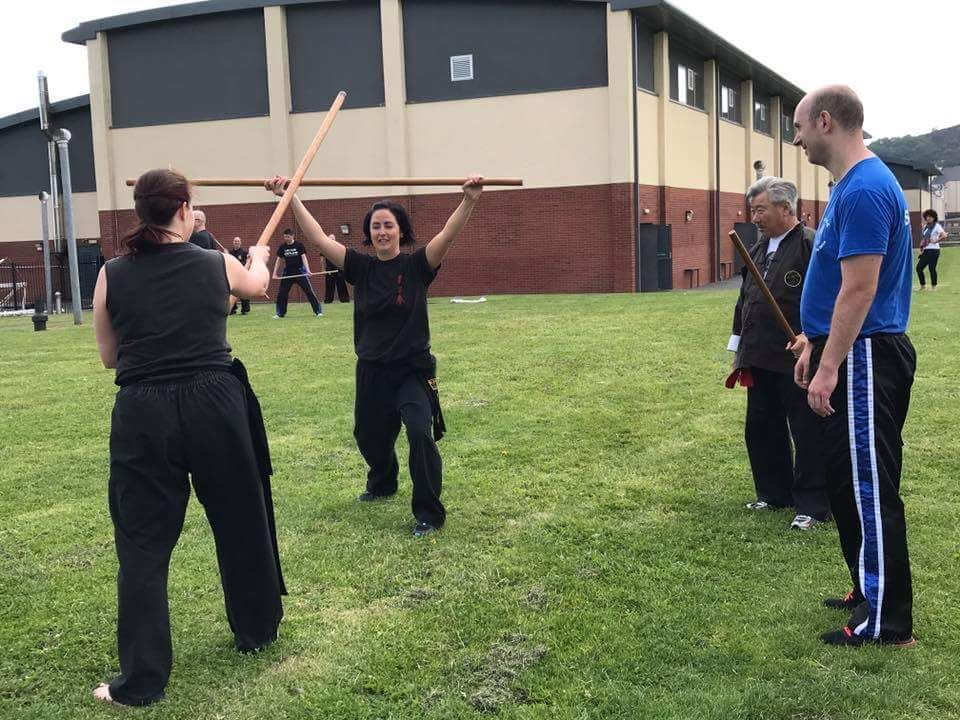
[1,250,958,719]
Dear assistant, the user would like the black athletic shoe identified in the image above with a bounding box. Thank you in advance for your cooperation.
[820,626,916,648]
[357,491,394,502]
[823,590,862,611]
[413,523,439,538]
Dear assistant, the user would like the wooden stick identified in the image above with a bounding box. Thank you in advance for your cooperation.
[127,177,523,187]
[272,270,338,281]
[255,91,347,247]
[727,230,797,344]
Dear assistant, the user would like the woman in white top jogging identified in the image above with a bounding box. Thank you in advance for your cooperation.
[917,209,947,290]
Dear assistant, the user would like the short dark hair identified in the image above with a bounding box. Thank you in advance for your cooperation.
[362,200,416,247]
[923,209,938,222]
[282,228,294,236]
[807,87,864,131]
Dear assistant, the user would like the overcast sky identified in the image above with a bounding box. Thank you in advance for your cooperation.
[2,0,956,141]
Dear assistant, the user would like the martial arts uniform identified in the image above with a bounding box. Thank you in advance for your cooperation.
[342,247,446,528]
[229,245,251,314]
[730,222,829,520]
[802,156,915,642]
[323,256,350,304]
[188,229,216,250]
[275,240,321,316]
[104,242,284,705]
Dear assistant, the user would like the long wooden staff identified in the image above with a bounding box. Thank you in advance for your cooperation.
[255,90,346,246]
[727,230,797,344]
[273,270,338,281]
[226,91,345,309]
[128,177,523,187]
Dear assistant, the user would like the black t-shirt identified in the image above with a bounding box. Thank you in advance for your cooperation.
[342,247,438,364]
[229,247,249,265]
[189,230,216,250]
[276,241,307,275]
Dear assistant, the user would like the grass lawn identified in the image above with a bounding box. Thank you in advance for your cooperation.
[1,249,958,719]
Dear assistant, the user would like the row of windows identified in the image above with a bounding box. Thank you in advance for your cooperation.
[636,25,798,142]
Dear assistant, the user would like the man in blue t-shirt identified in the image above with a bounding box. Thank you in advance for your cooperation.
[789,85,916,648]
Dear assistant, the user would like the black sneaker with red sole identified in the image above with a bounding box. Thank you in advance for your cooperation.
[820,625,916,648]
[823,590,864,611]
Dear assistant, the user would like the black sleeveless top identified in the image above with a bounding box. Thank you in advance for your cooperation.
[106,242,233,386]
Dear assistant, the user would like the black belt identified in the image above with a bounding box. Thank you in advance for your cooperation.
[230,358,287,595]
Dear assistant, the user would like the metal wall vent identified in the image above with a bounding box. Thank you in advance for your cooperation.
[450,54,474,82]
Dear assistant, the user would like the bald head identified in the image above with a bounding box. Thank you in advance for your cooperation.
[801,85,864,132]
[193,210,206,230]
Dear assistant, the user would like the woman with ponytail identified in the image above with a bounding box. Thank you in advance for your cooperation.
[91,169,285,706]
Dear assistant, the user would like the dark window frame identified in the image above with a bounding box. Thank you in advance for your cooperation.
[719,72,743,124]
[669,44,705,111]
[635,19,655,93]
[781,105,796,143]
[753,89,772,135]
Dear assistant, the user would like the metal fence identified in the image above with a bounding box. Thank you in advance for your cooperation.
[0,256,103,312]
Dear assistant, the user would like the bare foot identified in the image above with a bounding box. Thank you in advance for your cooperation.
[93,683,115,704]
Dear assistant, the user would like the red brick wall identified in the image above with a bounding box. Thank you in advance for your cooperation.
[100,183,638,298]
[718,191,749,278]
[0,239,100,264]
[909,211,923,247]
[663,187,712,288]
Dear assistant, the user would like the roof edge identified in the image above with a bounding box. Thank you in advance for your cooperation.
[0,95,90,133]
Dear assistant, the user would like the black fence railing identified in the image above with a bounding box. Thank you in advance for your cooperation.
[0,256,104,312]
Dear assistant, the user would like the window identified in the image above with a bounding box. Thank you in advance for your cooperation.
[782,106,796,143]
[635,22,655,92]
[669,47,704,110]
[754,90,771,134]
[719,74,741,123]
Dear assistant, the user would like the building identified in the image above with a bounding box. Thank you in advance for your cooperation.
[874,152,941,246]
[3,0,841,298]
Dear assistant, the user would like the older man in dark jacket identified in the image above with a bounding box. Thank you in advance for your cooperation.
[729,176,829,530]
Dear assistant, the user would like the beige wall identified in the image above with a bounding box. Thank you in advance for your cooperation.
[110,117,275,209]
[781,144,799,187]
[905,188,932,213]
[943,181,960,214]
[665,103,711,190]
[799,153,817,202]
[637,90,660,186]
[751,133,776,183]
[290,107,391,201]
[406,87,614,192]
[0,192,99,243]
[719,121,747,193]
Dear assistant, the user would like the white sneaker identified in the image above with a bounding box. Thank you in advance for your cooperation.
[790,514,818,530]
[316,312,324,318]
[746,500,778,510]
[273,314,282,319]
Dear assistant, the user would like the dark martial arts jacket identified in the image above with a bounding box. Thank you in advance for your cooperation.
[731,222,814,375]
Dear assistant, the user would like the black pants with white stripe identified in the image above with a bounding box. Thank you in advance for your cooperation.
[811,334,915,641]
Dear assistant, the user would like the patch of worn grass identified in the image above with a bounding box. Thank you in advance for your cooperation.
[0,249,958,719]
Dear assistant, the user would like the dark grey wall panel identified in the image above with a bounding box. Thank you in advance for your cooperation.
[403,0,608,104]
[287,0,384,111]
[108,9,269,128]
[635,19,655,92]
[0,107,96,198]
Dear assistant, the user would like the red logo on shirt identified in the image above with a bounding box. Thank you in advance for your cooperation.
[395,274,405,306]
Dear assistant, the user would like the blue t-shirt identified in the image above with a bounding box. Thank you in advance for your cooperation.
[800,157,913,339]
